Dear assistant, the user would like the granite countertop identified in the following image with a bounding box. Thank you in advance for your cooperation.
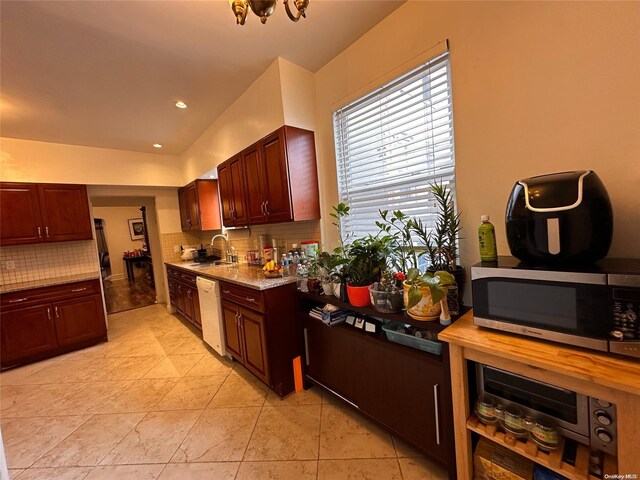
[165,261,297,291]
[0,272,102,294]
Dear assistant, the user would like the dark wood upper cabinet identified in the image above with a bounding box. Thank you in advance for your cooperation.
[178,179,221,232]
[0,182,92,246]
[217,125,320,228]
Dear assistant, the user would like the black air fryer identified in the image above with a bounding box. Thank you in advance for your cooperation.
[505,170,613,265]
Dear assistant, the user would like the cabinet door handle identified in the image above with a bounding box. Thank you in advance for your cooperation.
[223,289,231,294]
[37,226,42,238]
[54,306,60,319]
[187,289,192,299]
[45,226,50,238]
[260,201,266,215]
[235,312,240,326]
[47,307,52,320]
[303,328,310,366]
[231,208,236,220]
[433,384,441,446]
[245,296,256,303]
[8,297,28,303]
[178,285,182,293]
[71,288,87,293]
[264,200,269,215]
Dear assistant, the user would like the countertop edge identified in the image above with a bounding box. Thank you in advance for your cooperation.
[439,311,640,395]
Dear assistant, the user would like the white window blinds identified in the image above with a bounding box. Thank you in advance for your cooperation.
[333,52,456,240]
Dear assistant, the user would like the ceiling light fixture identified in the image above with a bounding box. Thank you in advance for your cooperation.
[174,101,187,109]
[230,0,309,25]
[153,143,163,149]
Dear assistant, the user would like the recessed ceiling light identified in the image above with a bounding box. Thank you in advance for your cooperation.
[153,143,163,149]
[174,101,187,109]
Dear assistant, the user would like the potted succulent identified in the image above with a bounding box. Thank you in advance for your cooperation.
[369,269,405,313]
[345,236,387,307]
[403,268,455,320]
[316,250,346,296]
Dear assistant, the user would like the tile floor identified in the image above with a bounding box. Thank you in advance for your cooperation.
[0,304,447,480]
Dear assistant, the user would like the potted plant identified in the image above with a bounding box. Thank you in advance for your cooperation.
[412,182,466,308]
[376,209,418,274]
[403,268,455,320]
[369,269,405,313]
[345,236,387,307]
[315,250,345,295]
[305,255,322,294]
[330,202,352,301]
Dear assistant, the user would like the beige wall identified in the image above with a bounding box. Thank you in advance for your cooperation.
[314,1,640,269]
[0,137,184,186]
[279,58,317,132]
[92,206,145,280]
[180,58,286,181]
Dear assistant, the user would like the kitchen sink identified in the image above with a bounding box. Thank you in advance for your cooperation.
[187,261,233,268]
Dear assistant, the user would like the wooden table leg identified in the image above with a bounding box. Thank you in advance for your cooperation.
[449,343,473,480]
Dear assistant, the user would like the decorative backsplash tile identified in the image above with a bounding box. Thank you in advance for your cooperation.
[0,240,100,287]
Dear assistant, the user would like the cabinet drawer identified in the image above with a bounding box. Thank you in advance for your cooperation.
[1,279,101,309]
[219,281,265,312]
[167,266,197,287]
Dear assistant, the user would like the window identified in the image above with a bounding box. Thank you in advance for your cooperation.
[333,52,456,243]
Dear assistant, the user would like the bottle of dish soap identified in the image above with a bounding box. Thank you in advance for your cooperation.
[478,215,498,262]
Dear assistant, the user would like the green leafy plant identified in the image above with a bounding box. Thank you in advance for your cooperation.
[345,236,388,287]
[376,210,418,273]
[376,269,404,293]
[330,203,352,261]
[315,250,347,281]
[404,267,455,310]
[412,182,462,272]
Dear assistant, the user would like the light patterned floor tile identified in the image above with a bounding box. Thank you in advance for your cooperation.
[4,415,91,468]
[153,375,226,411]
[397,457,448,480]
[84,464,165,480]
[185,353,234,377]
[244,405,321,461]
[171,407,260,462]
[47,381,134,416]
[100,378,178,413]
[157,462,239,480]
[100,410,200,465]
[141,354,204,379]
[235,460,317,480]
[319,403,396,459]
[318,459,403,480]
[208,371,267,408]
[1,383,87,417]
[9,467,92,480]
[33,413,144,467]
[392,436,426,458]
[265,386,323,406]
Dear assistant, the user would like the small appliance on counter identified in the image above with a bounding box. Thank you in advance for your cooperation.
[505,170,613,265]
[472,257,640,359]
[180,246,197,261]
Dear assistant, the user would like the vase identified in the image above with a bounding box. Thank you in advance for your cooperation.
[403,281,441,321]
[346,284,371,307]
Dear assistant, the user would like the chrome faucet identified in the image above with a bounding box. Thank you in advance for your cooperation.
[210,233,229,261]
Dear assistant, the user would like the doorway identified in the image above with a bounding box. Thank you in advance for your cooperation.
[91,201,158,314]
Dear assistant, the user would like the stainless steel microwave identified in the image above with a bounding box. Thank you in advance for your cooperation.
[471,257,640,359]
[477,363,617,455]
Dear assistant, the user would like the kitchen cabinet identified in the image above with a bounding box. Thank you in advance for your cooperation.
[0,279,107,369]
[219,280,298,396]
[166,266,202,330]
[177,180,221,232]
[217,125,320,228]
[298,292,457,478]
[0,182,92,246]
[217,154,248,227]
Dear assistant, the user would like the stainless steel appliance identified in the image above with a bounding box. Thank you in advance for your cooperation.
[477,363,617,455]
[472,257,640,358]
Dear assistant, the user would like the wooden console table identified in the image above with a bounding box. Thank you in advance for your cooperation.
[439,311,640,480]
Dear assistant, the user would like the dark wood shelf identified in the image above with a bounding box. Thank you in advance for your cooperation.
[298,290,469,334]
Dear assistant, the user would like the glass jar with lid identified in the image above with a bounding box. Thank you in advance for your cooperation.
[501,404,527,437]
[530,416,561,451]
[475,394,499,425]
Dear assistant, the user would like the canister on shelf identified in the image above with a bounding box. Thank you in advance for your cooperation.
[530,416,561,451]
[475,394,499,425]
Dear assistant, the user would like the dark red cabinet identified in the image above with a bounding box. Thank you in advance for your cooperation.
[217,125,320,228]
[178,180,221,232]
[0,279,107,369]
[221,299,245,363]
[166,266,202,331]
[0,182,92,246]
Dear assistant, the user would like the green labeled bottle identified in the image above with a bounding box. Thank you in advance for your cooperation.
[478,215,498,262]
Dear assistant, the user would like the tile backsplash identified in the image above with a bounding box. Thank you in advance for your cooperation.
[160,221,322,264]
[0,240,100,287]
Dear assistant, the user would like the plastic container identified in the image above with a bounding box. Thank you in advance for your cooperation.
[301,241,319,258]
[369,284,403,313]
[382,321,442,355]
[478,215,498,262]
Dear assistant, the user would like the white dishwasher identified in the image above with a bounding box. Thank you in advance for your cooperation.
[196,276,226,357]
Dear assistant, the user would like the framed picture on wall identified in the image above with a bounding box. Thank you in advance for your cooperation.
[128,218,145,241]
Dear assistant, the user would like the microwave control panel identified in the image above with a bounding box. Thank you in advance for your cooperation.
[609,286,640,358]
[589,398,617,456]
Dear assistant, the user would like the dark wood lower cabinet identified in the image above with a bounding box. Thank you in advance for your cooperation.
[0,279,107,369]
[166,266,202,331]
[298,292,457,479]
[220,280,298,397]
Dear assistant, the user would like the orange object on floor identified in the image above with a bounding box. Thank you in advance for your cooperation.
[293,356,303,393]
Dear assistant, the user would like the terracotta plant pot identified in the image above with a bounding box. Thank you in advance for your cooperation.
[346,284,372,307]
[403,281,441,321]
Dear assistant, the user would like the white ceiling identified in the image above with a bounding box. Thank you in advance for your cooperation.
[0,0,404,155]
